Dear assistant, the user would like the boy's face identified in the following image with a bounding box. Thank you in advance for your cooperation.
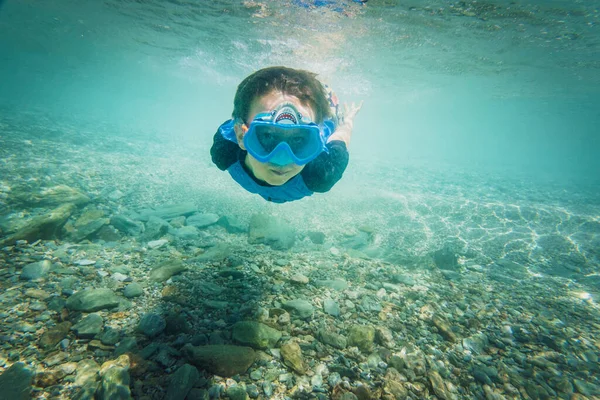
[234,91,316,186]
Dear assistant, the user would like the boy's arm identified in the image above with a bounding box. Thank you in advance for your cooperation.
[301,140,349,192]
[327,101,363,147]
[210,131,240,171]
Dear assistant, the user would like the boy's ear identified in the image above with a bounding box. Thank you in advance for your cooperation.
[233,121,248,150]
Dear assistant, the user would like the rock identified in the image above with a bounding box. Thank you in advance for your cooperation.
[182,344,256,377]
[99,327,121,346]
[72,313,104,338]
[232,321,282,349]
[114,337,138,357]
[110,215,144,236]
[323,299,340,317]
[0,362,34,400]
[39,322,72,350]
[149,259,187,282]
[138,203,197,222]
[97,355,131,400]
[432,314,458,342]
[123,283,143,298]
[218,216,247,233]
[289,273,309,284]
[226,384,248,400]
[173,226,199,240]
[138,313,166,337]
[429,370,455,400]
[0,203,75,246]
[248,213,295,250]
[573,379,600,397]
[375,326,394,348]
[314,279,348,291]
[20,260,52,280]
[317,329,347,349]
[13,185,90,207]
[66,288,122,312]
[66,208,108,242]
[347,325,375,353]
[280,341,305,374]
[307,231,326,244]
[74,359,100,387]
[141,216,170,241]
[433,245,458,270]
[282,299,314,320]
[165,364,199,400]
[391,274,415,286]
[148,239,168,249]
[463,333,488,355]
[186,213,219,228]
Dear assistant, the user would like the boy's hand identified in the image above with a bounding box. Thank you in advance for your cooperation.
[328,100,363,146]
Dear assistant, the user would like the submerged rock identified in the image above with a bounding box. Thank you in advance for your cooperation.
[66,288,122,312]
[0,362,34,400]
[186,213,219,228]
[232,321,282,349]
[182,344,256,377]
[280,341,305,374]
[165,364,199,400]
[12,184,90,207]
[0,203,75,246]
[248,213,295,250]
[20,260,52,280]
[110,215,144,236]
[138,203,197,222]
[149,259,187,282]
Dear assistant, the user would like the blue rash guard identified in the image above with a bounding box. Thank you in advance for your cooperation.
[210,119,349,203]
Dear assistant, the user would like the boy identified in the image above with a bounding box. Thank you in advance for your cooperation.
[210,66,362,203]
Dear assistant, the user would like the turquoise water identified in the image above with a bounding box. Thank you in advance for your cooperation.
[1,0,600,399]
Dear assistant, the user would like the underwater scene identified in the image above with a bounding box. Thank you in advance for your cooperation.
[0,0,599,399]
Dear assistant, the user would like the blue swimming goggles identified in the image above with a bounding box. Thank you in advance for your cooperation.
[242,103,335,166]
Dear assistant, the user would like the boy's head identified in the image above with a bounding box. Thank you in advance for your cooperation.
[232,66,333,186]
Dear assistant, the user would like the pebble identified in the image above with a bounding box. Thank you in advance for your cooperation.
[138,313,166,337]
[323,298,341,317]
[123,282,143,298]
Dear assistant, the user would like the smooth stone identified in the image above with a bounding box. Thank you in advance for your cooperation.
[111,272,129,282]
[0,203,75,246]
[149,259,187,283]
[182,344,256,377]
[32,185,90,206]
[248,213,295,251]
[232,321,282,349]
[74,259,97,266]
[317,329,347,349]
[226,384,248,400]
[314,279,348,291]
[123,283,143,298]
[165,364,200,400]
[66,288,121,312]
[148,239,168,249]
[186,213,219,228]
[99,328,121,346]
[0,362,33,399]
[282,299,314,320]
[137,313,166,337]
[463,333,489,355]
[114,337,137,357]
[39,322,72,350]
[110,215,144,236]
[280,341,305,374]
[138,203,197,222]
[141,216,170,241]
[72,313,104,339]
[174,226,199,240]
[21,259,52,280]
[573,379,600,396]
[391,274,416,286]
[323,299,340,317]
[96,356,131,400]
[347,325,375,353]
[217,215,247,234]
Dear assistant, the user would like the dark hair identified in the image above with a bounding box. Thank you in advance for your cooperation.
[232,66,332,123]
